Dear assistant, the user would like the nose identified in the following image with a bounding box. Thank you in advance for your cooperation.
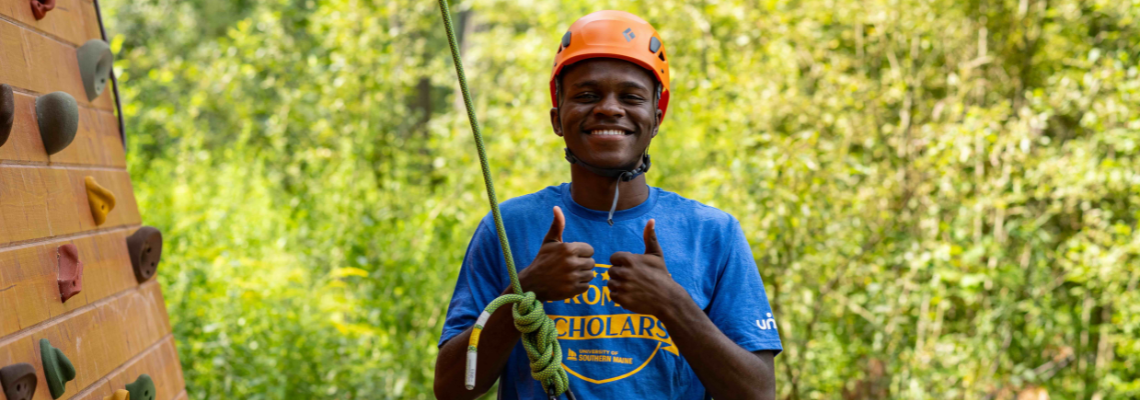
[593,93,625,119]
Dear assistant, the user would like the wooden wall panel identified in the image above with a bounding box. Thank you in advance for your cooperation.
[0,167,141,245]
[1,3,187,400]
[0,92,125,167]
[0,0,102,47]
[69,336,186,400]
[0,18,115,111]
[0,282,172,400]
[0,227,142,337]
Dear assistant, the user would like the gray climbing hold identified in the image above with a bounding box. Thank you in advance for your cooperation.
[77,40,114,101]
[126,374,155,400]
[40,338,75,399]
[1,84,13,148]
[0,363,37,400]
[35,92,78,155]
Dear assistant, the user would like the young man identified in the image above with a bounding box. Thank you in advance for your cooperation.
[434,11,781,400]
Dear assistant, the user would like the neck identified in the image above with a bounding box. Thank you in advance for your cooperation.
[569,162,650,212]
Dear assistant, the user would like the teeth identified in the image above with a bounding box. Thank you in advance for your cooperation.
[591,130,625,136]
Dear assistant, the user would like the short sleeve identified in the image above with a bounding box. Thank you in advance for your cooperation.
[438,218,511,347]
[705,218,783,354]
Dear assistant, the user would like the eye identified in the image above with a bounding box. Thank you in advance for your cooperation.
[574,92,599,101]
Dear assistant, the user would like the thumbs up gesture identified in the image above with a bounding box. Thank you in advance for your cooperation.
[607,220,685,316]
[518,206,597,302]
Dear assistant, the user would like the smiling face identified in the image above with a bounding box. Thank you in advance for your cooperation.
[551,58,663,170]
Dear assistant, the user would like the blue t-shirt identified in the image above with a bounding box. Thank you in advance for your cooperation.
[440,183,782,399]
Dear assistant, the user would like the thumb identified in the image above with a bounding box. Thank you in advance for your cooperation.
[543,206,565,244]
[643,219,663,257]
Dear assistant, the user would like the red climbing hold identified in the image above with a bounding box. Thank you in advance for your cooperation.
[30,0,55,20]
[57,244,84,303]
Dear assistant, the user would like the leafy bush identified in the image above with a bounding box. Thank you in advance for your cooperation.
[104,0,1139,398]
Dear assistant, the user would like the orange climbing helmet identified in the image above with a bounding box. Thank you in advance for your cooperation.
[551,10,671,118]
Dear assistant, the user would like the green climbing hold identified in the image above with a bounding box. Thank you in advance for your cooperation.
[77,39,114,102]
[35,92,78,156]
[126,374,155,400]
[39,338,75,399]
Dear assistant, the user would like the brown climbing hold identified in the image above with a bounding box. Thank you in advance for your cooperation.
[127,226,163,283]
[0,363,37,400]
[57,244,84,303]
[1,84,13,148]
[30,0,55,20]
[103,389,129,400]
[85,176,116,226]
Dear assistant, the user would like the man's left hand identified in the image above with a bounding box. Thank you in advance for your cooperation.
[607,219,687,317]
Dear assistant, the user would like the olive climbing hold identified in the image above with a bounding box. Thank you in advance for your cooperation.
[77,40,114,101]
[127,226,163,283]
[57,244,84,303]
[85,176,116,226]
[30,0,55,20]
[126,374,155,400]
[40,338,75,399]
[1,84,13,148]
[0,363,37,400]
[103,389,129,400]
[36,92,79,155]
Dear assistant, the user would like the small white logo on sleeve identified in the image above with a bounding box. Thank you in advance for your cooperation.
[756,313,777,330]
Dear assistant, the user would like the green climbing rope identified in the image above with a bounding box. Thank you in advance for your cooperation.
[435,0,570,396]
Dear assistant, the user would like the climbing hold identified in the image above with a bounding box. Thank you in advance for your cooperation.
[103,389,129,400]
[126,374,155,400]
[1,84,13,148]
[0,363,37,400]
[40,338,75,399]
[30,0,55,20]
[127,226,163,283]
[77,40,114,101]
[57,244,84,302]
[36,92,78,155]
[85,176,116,226]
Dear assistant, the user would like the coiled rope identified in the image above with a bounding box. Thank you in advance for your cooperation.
[434,0,572,398]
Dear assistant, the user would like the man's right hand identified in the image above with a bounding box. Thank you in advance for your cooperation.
[519,206,596,302]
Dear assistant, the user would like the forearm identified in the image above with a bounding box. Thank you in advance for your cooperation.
[434,288,523,399]
[658,295,776,400]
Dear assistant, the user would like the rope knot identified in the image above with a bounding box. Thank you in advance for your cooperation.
[511,292,569,395]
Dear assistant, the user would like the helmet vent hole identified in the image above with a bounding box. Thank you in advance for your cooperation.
[659,51,666,62]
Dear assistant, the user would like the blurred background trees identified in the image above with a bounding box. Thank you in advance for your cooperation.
[100,0,1139,398]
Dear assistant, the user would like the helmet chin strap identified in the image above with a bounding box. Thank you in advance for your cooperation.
[564,148,651,225]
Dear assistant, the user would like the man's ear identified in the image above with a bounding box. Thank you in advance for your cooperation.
[651,108,663,139]
[550,107,563,137]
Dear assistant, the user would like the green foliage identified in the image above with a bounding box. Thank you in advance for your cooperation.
[103,0,1139,398]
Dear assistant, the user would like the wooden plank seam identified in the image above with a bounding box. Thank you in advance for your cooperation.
[0,13,85,50]
[0,279,155,349]
[65,334,179,400]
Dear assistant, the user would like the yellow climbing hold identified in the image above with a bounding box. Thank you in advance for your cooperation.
[85,176,116,226]
[103,389,129,400]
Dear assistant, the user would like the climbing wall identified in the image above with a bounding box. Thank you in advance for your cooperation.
[0,0,186,399]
